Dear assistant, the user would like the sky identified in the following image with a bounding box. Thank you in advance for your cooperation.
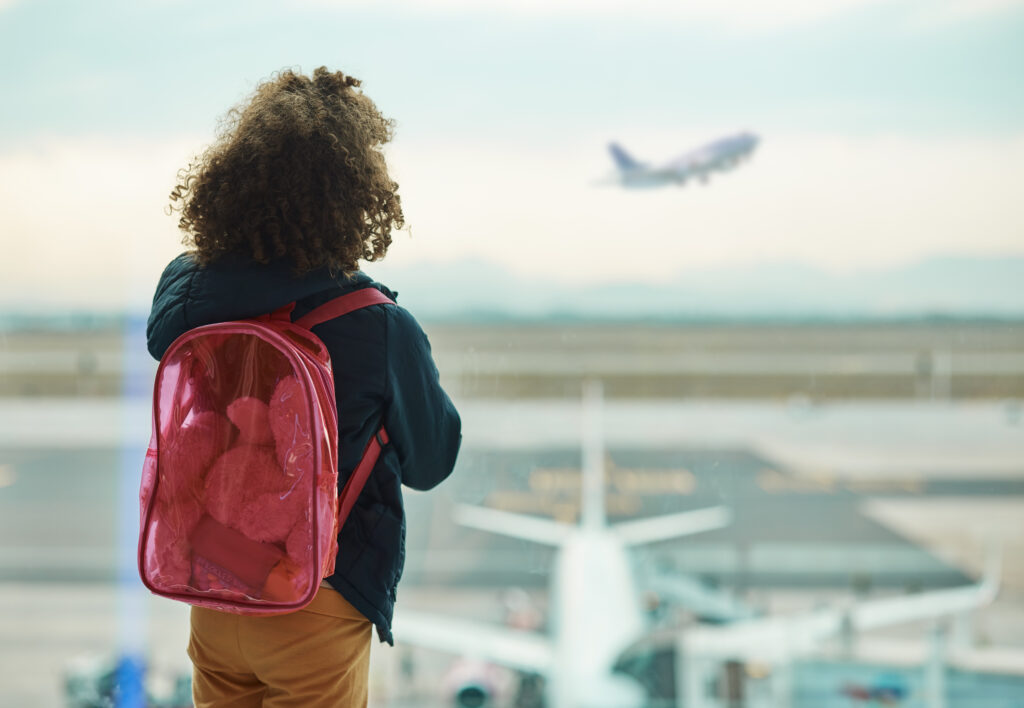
[1,0,1023,310]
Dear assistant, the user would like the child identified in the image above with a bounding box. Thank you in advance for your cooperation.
[146,66,462,707]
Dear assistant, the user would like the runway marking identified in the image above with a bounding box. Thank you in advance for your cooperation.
[486,490,644,520]
[757,468,837,494]
[757,467,925,494]
[844,477,925,494]
[529,462,696,495]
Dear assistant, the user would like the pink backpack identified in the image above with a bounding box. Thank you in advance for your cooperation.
[138,288,394,614]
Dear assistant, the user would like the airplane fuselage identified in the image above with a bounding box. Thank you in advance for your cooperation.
[549,528,647,708]
[404,382,734,708]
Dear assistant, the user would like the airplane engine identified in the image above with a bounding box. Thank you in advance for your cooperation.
[454,682,491,708]
[442,659,514,708]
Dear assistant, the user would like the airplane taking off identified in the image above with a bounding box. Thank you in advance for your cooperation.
[607,132,759,188]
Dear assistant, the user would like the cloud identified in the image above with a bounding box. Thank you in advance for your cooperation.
[301,0,886,31]
[910,0,1024,28]
[2,130,1023,310]
[302,0,1024,31]
[0,137,202,311]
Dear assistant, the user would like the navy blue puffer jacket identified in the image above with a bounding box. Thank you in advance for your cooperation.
[147,254,462,644]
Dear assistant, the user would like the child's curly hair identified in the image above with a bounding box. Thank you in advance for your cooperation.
[170,66,403,274]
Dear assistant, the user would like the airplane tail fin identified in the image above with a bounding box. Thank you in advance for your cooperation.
[608,142,642,171]
[454,379,608,544]
[581,379,606,531]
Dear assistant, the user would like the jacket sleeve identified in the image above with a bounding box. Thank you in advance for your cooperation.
[384,305,462,491]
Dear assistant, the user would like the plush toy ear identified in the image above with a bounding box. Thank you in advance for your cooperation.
[162,410,234,497]
[227,397,274,446]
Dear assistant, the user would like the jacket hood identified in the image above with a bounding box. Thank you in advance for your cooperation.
[147,253,382,360]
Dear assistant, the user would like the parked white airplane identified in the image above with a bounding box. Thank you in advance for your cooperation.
[607,132,759,188]
[395,381,733,707]
[392,381,1000,708]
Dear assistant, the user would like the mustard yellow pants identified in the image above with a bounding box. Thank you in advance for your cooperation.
[187,587,372,707]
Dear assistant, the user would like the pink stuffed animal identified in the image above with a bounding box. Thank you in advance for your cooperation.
[192,376,315,600]
[150,409,234,585]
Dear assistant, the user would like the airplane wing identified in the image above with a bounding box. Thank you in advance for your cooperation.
[453,503,571,547]
[662,155,701,173]
[644,572,755,622]
[393,609,555,676]
[614,506,731,546]
[621,546,1000,669]
[662,146,715,174]
[683,549,1000,662]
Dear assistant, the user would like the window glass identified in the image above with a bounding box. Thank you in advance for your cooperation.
[1,3,1022,706]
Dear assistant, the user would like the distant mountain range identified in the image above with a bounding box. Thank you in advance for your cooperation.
[366,255,1024,321]
[2,255,1022,330]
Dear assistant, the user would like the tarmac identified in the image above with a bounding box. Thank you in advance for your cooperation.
[2,394,1023,705]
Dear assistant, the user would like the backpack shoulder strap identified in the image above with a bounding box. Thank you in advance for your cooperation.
[293,287,395,330]
[337,428,389,526]
[293,288,395,528]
